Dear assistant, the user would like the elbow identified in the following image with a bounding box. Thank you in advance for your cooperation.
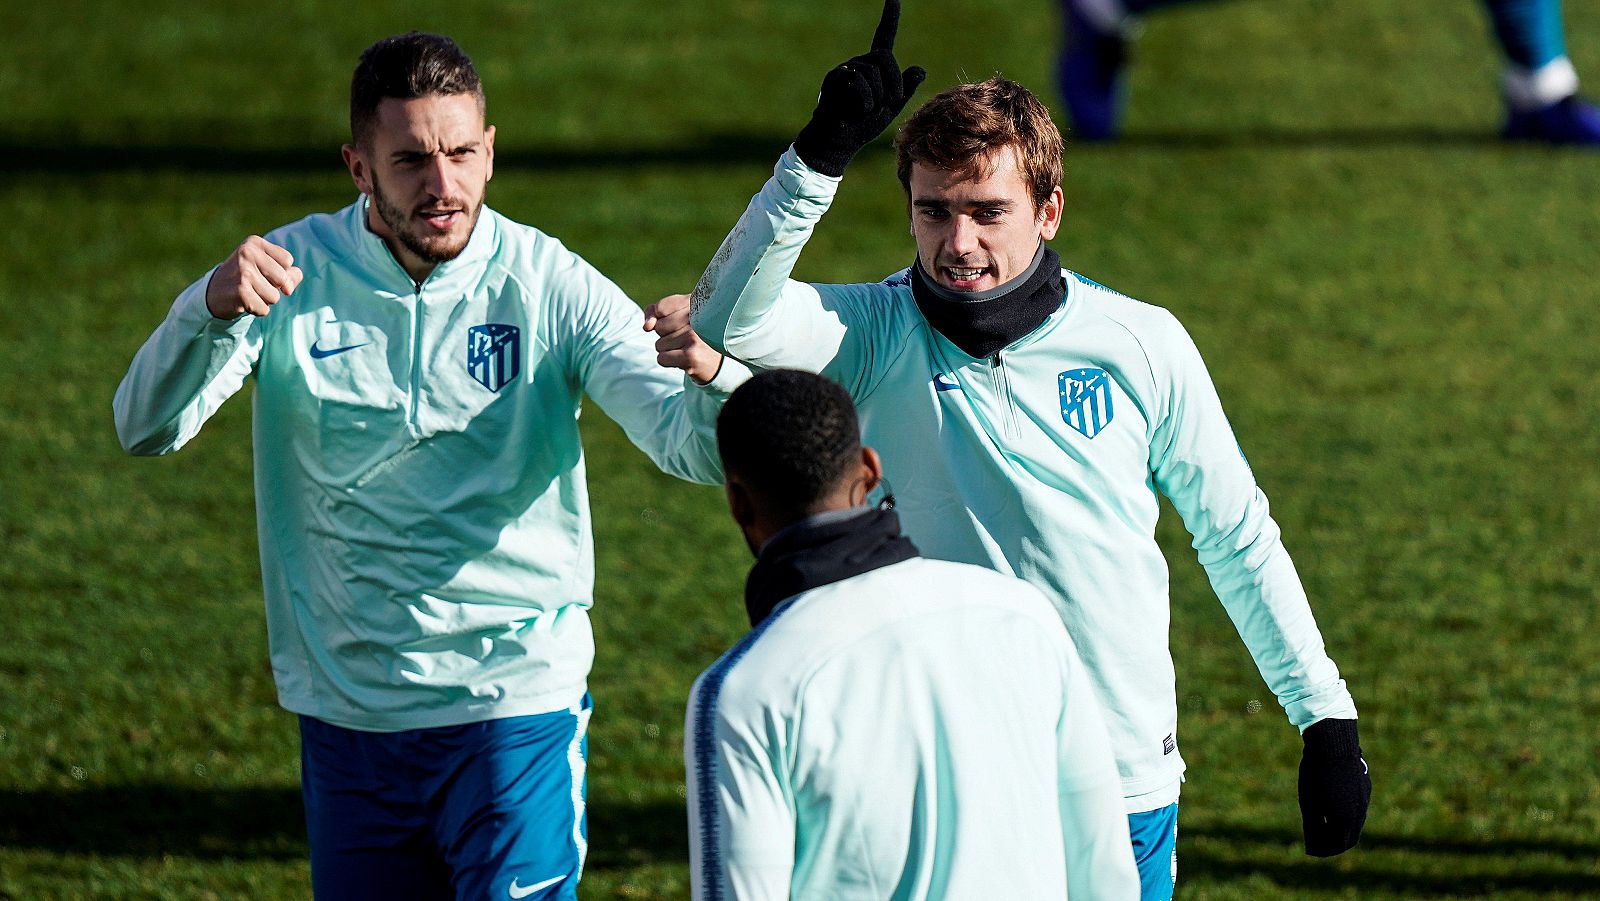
[113,403,175,457]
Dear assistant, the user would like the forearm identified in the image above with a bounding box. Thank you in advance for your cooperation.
[643,359,753,486]
[1152,315,1357,729]
[113,270,259,455]
[1198,509,1359,729]
[689,147,847,368]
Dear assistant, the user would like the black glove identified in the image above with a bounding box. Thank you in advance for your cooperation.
[1298,718,1371,857]
[792,0,927,177]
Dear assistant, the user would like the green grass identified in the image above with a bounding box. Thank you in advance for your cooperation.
[3,0,1599,897]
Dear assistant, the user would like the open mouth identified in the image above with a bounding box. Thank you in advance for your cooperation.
[940,265,994,289]
[417,208,464,230]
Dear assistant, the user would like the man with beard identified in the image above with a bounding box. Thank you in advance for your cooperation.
[675,3,1370,898]
[114,32,742,900]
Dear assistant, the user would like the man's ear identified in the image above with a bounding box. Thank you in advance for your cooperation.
[725,479,756,529]
[1037,185,1064,241]
[849,446,885,507]
[342,144,373,196]
[483,124,496,183]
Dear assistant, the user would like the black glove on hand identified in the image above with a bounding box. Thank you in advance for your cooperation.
[792,0,927,177]
[1298,718,1371,857]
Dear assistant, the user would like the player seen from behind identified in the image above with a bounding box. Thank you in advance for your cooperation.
[686,368,1140,900]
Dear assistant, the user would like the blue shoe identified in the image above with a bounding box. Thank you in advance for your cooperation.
[1503,95,1600,145]
[1058,1,1128,142]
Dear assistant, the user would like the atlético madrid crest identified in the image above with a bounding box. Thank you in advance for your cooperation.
[467,324,521,392]
[1059,368,1113,439]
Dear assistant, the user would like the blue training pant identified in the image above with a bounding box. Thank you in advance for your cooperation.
[299,696,591,900]
[1128,803,1179,901]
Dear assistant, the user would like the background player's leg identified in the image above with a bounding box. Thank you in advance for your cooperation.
[1058,0,1213,140]
[1485,0,1600,142]
[299,716,452,900]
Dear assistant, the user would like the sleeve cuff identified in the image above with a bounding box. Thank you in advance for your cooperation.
[693,355,753,400]
[777,145,845,199]
[176,266,255,336]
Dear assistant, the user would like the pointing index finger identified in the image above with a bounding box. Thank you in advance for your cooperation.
[871,0,900,52]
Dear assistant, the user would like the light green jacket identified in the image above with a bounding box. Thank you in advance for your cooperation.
[690,149,1357,801]
[116,198,743,731]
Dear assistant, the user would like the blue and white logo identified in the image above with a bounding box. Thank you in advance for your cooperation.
[467,324,521,393]
[1059,368,1113,439]
[932,371,961,392]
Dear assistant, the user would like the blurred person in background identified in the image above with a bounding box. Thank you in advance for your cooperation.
[1059,0,1600,143]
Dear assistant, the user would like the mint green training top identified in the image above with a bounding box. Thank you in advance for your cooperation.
[690,149,1358,804]
[687,557,1140,900]
[115,198,744,732]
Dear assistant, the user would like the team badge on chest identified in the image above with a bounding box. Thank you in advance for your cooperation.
[467,324,521,392]
[1059,368,1114,439]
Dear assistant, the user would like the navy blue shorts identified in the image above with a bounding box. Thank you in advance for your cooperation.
[298,696,591,900]
[1127,802,1178,901]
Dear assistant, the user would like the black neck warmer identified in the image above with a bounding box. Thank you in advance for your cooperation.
[743,508,920,628]
[910,244,1067,359]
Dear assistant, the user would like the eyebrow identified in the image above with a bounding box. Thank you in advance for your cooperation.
[913,197,1016,209]
[390,142,481,161]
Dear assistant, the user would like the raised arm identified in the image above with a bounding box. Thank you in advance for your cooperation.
[113,236,302,454]
[687,0,924,377]
[1147,312,1370,856]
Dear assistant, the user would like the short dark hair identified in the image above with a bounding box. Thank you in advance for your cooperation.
[717,370,862,520]
[350,32,484,146]
[894,77,1063,212]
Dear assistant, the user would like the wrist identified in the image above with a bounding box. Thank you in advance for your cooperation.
[1302,718,1362,758]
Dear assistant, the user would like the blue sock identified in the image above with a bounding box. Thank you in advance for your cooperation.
[1485,0,1567,70]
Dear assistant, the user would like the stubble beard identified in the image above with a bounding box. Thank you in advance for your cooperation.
[369,172,483,265]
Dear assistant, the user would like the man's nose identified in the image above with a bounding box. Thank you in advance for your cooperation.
[423,155,451,196]
[946,217,980,256]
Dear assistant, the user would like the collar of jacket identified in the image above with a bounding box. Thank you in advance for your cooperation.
[743,507,920,628]
[910,243,1066,359]
[344,196,501,295]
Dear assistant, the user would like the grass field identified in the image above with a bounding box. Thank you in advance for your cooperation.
[2,0,1598,897]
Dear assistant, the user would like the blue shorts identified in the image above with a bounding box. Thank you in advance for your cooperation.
[299,696,591,901]
[1127,803,1178,901]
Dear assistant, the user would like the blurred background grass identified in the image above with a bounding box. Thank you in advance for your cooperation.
[1,0,1597,897]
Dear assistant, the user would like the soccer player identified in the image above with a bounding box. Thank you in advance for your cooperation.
[113,33,744,900]
[673,3,1373,897]
[1060,0,1600,144]
[686,368,1141,900]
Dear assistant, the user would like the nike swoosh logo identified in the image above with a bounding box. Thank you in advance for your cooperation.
[933,372,960,392]
[508,875,564,898]
[309,341,368,359]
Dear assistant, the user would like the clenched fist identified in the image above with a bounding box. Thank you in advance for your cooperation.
[205,235,304,320]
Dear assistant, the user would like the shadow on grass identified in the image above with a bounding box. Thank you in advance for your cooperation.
[1109,126,1503,150]
[0,785,307,860]
[1183,821,1600,895]
[7,787,1595,893]
[0,785,685,871]
[0,129,795,175]
[0,123,1520,175]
